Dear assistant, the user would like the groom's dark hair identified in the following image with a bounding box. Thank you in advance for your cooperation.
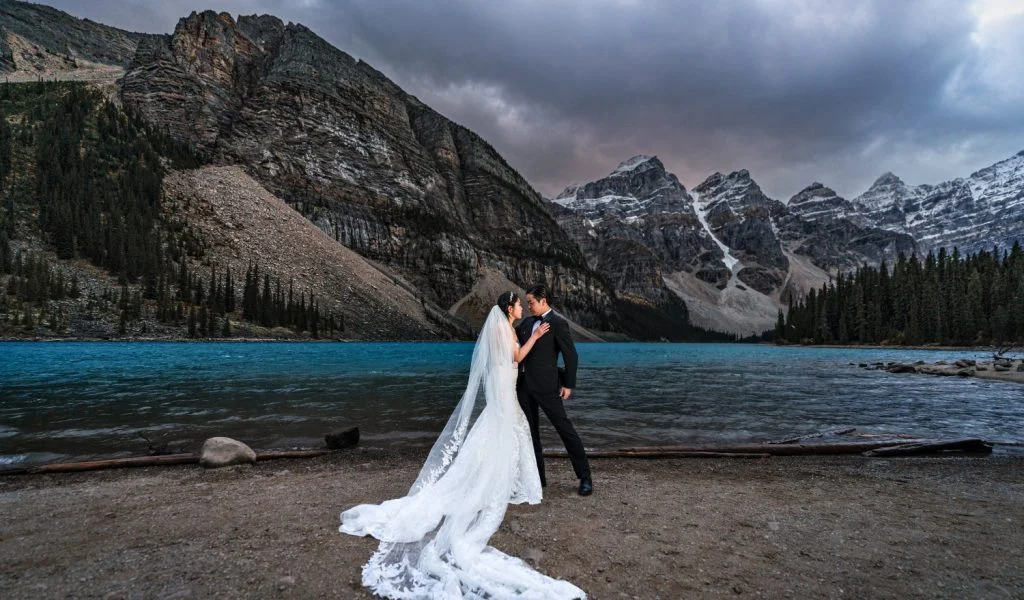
[525,284,549,301]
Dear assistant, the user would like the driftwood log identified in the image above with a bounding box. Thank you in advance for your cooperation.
[565,451,771,459]
[546,438,993,458]
[0,449,332,476]
[863,438,993,457]
[2,437,995,476]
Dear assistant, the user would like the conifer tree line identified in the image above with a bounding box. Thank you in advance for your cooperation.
[0,81,343,338]
[0,249,78,332]
[238,262,344,339]
[777,243,1024,346]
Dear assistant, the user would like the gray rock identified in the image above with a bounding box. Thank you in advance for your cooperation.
[853,153,1024,255]
[120,11,619,332]
[324,427,359,450]
[199,437,256,468]
[277,576,295,591]
[0,3,152,71]
[521,547,544,567]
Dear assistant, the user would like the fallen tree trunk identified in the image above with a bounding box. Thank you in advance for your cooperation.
[546,439,987,458]
[863,438,993,457]
[254,449,331,460]
[1,449,334,476]
[28,454,200,473]
[559,451,771,459]
[3,437,996,476]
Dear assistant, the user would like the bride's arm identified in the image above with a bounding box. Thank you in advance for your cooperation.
[514,323,550,363]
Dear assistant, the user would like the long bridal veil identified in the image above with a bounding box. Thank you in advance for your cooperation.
[339,306,586,599]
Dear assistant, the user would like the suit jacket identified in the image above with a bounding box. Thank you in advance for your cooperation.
[516,310,578,394]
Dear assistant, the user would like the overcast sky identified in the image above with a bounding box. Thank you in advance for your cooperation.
[46,0,1024,200]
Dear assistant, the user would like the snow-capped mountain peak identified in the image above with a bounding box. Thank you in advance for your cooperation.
[551,154,690,218]
[853,150,1024,253]
[612,155,661,175]
[786,182,857,223]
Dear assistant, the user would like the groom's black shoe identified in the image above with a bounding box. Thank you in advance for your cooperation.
[577,478,593,496]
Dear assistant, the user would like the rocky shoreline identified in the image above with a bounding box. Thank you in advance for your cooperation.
[865,356,1024,384]
[2,449,1022,599]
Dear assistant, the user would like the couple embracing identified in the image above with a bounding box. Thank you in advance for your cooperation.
[340,284,592,599]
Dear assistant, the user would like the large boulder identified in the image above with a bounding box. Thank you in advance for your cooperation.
[325,427,360,450]
[199,437,256,468]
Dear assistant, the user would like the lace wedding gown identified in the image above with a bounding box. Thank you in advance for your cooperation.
[340,306,587,599]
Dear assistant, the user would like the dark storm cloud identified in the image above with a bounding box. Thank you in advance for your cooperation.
[47,0,1024,200]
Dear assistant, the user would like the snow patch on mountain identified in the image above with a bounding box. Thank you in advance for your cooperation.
[692,190,739,273]
[613,155,658,174]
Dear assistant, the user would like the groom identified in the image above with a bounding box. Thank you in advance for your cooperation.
[516,284,593,496]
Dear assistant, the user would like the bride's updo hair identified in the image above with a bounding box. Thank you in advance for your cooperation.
[496,291,518,317]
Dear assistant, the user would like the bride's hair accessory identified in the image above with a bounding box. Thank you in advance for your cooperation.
[496,291,518,316]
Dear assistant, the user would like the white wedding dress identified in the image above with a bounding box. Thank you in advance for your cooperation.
[340,306,587,599]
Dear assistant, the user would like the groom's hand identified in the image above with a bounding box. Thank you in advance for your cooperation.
[560,387,572,400]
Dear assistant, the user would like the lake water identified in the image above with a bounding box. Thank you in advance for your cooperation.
[1,342,1022,466]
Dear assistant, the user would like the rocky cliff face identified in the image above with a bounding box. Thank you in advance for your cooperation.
[852,151,1024,254]
[120,11,619,330]
[0,1,151,75]
[554,158,917,335]
[553,156,725,284]
[775,151,1024,256]
[692,170,788,295]
[786,182,859,224]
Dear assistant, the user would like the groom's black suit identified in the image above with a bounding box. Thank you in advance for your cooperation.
[516,310,591,484]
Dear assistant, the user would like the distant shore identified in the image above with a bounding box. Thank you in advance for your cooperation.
[1,336,1016,351]
[864,356,1024,385]
[1,449,1022,599]
[0,336,353,343]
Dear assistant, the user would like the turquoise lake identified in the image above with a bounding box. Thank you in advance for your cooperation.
[1,342,1022,465]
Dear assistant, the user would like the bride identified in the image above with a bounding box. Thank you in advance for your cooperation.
[340,292,587,600]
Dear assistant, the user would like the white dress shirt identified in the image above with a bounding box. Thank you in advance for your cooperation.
[531,309,553,334]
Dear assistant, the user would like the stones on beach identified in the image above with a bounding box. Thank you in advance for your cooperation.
[522,547,544,567]
[277,576,295,591]
[874,356,1024,383]
[324,427,360,450]
[199,437,256,469]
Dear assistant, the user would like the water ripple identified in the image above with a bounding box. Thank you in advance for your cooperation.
[1,341,1021,464]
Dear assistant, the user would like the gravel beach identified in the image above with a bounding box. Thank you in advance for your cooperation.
[1,448,1022,599]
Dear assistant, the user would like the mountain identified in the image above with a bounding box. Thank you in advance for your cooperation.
[116,10,634,333]
[554,158,916,335]
[0,2,700,339]
[549,156,721,339]
[786,182,859,224]
[0,1,154,81]
[852,151,1024,254]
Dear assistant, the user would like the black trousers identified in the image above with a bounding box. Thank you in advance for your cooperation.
[517,383,591,482]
